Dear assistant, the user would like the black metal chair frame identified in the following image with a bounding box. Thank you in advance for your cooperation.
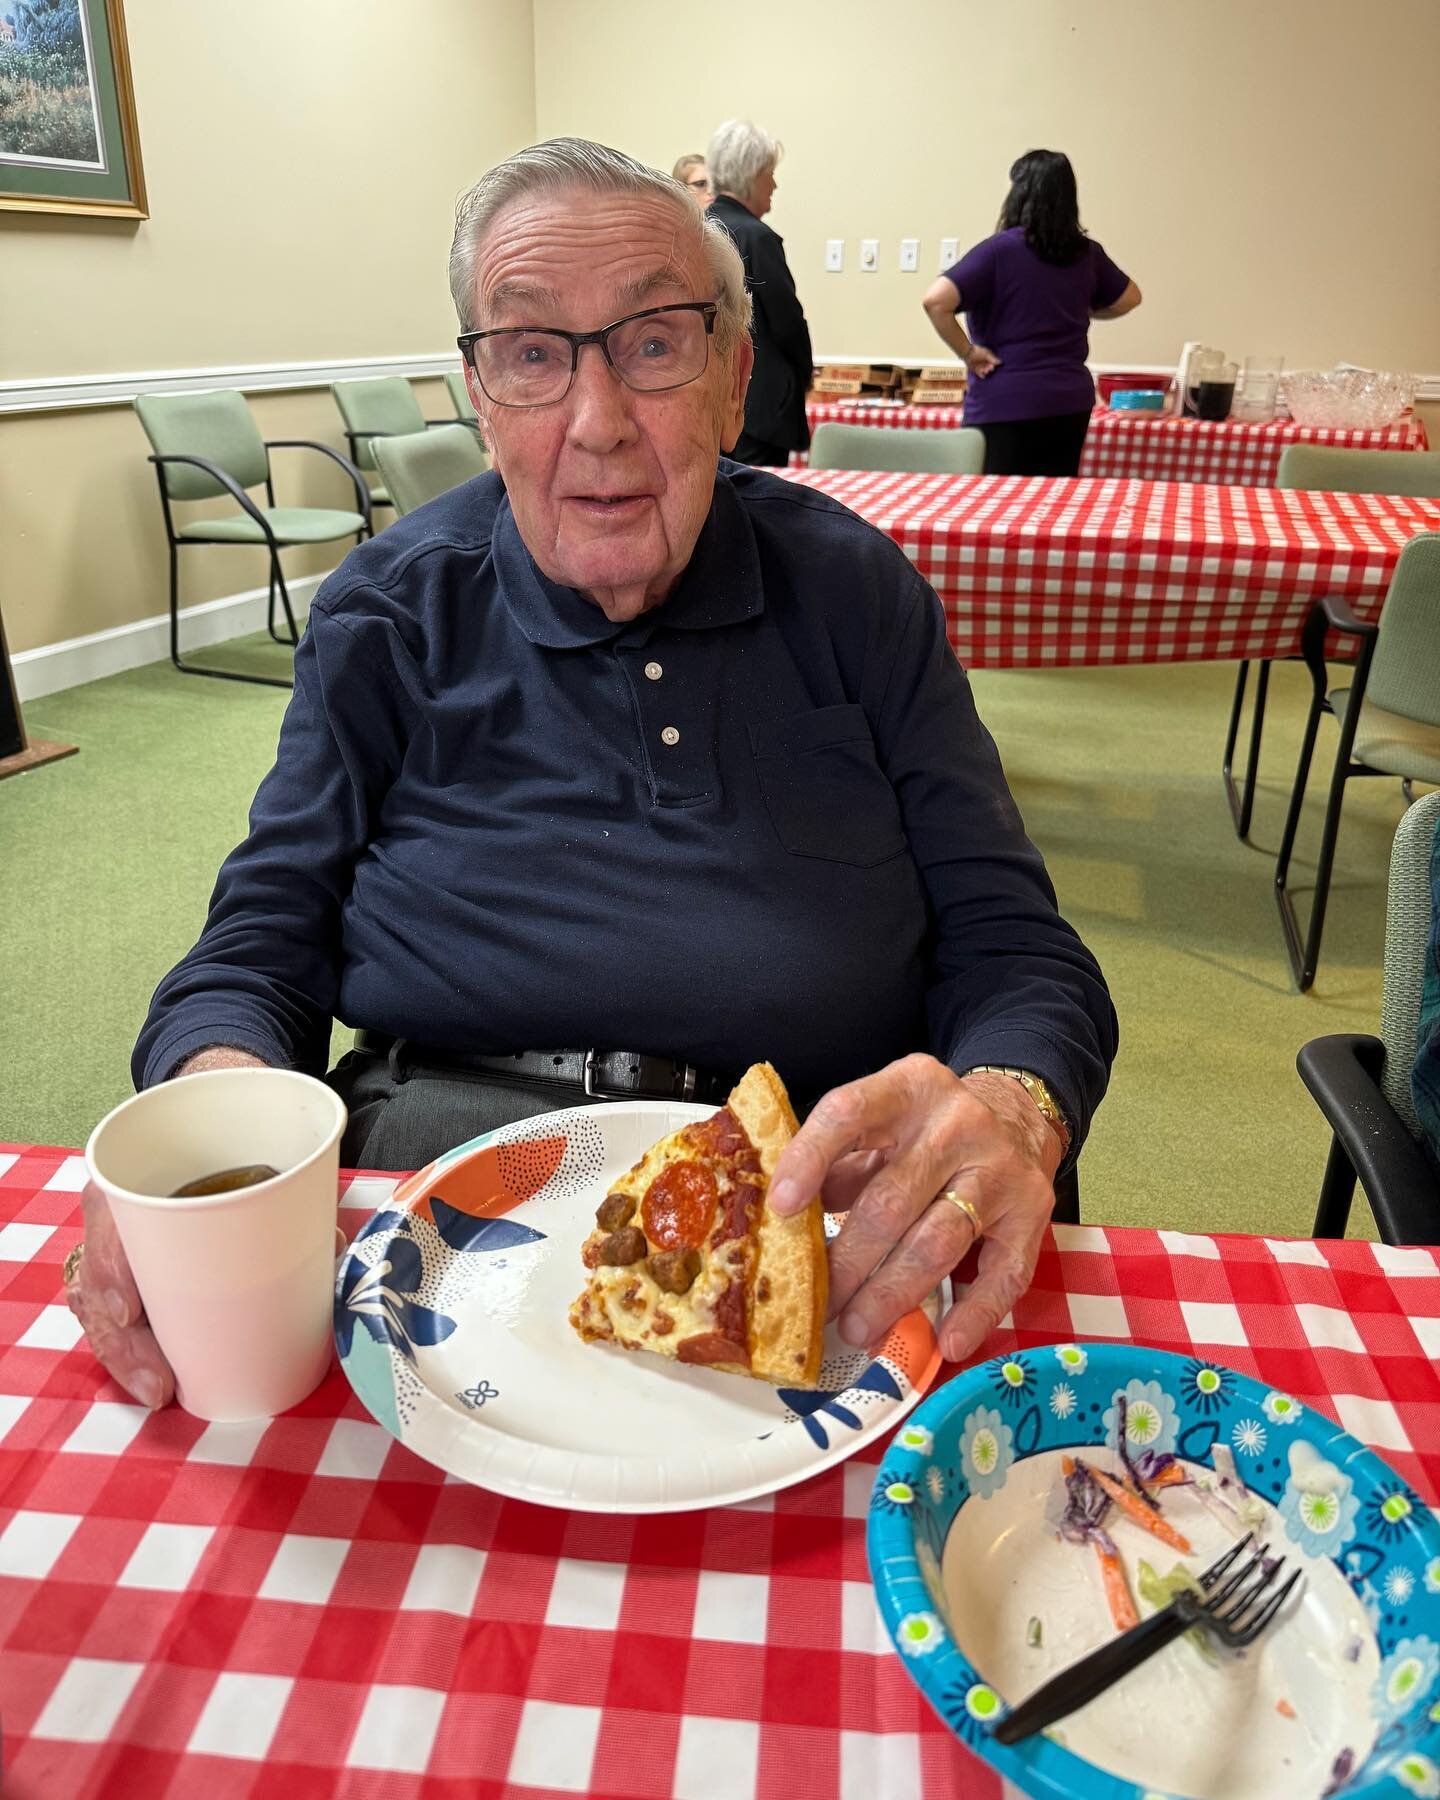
[1272,593,1385,990]
[1298,1031,1436,1241]
[147,440,372,689]
[1223,657,1276,838]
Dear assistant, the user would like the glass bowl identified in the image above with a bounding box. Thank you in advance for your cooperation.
[1282,368,1416,428]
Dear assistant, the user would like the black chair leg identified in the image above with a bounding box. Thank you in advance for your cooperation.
[1274,681,1328,989]
[1312,1135,1358,1238]
[271,553,300,646]
[1223,659,1272,838]
[266,563,283,642]
[167,544,293,689]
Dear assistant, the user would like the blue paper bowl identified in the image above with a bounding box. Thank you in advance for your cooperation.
[1108,389,1167,411]
[867,1342,1440,1800]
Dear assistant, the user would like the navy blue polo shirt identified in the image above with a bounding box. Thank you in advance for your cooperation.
[135,462,1116,1143]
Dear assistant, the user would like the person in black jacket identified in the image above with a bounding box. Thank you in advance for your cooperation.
[706,119,813,466]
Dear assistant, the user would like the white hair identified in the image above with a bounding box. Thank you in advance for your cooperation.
[448,137,751,354]
[706,120,781,204]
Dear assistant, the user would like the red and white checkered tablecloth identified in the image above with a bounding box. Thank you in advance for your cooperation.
[778,467,1440,669]
[796,400,1429,487]
[3,1143,1439,1798]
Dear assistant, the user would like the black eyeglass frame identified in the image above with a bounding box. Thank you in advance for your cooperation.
[457,301,719,408]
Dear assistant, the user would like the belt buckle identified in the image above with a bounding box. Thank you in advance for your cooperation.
[583,1050,698,1102]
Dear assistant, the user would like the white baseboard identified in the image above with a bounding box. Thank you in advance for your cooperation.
[11,572,331,701]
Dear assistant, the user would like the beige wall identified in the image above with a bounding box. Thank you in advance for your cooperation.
[6,0,1438,661]
[534,0,1440,372]
[1,0,534,655]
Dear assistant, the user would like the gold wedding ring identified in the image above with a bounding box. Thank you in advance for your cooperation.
[62,1242,86,1286]
[938,1188,982,1232]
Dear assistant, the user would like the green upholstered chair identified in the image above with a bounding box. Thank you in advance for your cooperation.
[330,377,452,511]
[1275,532,1440,988]
[134,390,371,688]
[809,421,985,474]
[1223,445,1440,838]
[1299,786,1440,1240]
[445,370,479,428]
[371,425,489,517]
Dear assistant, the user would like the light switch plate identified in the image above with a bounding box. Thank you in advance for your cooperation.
[899,237,919,272]
[824,238,844,272]
[859,238,879,273]
[939,236,959,269]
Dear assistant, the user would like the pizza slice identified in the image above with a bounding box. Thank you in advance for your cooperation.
[568,1062,828,1387]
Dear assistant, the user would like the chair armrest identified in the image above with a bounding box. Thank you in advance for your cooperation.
[1316,592,1379,640]
[1297,1033,1439,1242]
[264,439,373,530]
[147,453,274,538]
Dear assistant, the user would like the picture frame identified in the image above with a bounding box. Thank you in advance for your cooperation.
[0,0,146,219]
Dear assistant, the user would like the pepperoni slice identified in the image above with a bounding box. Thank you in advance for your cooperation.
[676,1331,751,1368]
[642,1159,718,1249]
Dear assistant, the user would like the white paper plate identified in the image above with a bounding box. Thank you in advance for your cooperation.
[334,1101,949,1513]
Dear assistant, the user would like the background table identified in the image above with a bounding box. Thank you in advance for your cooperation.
[780,467,1440,669]
[797,399,1430,487]
[3,1143,1439,1797]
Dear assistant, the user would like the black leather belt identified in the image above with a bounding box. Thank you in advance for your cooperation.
[353,1030,736,1106]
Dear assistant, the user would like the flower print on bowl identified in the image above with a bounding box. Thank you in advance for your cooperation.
[1395,1753,1440,1799]
[1232,1417,1267,1457]
[1278,1439,1360,1558]
[1181,1359,1233,1415]
[872,1472,917,1516]
[1386,1567,1419,1607]
[1102,1379,1179,1457]
[925,1463,947,1505]
[1053,1343,1088,1377]
[989,1356,1035,1407]
[960,1404,1014,1500]
[1262,1390,1303,1427]
[896,1610,946,1657]
[914,1533,949,1621]
[1366,1487,1422,1546]
[1049,1382,1077,1420]
[1373,1636,1440,1726]
[898,1424,933,1455]
[1425,1556,1440,1596]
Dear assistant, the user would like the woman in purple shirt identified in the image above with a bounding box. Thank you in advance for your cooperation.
[922,150,1141,476]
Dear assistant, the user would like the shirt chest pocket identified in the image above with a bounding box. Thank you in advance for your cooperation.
[750,705,907,867]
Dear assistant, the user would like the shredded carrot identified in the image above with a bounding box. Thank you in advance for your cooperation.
[1095,1539,1139,1631]
[1084,1462,1193,1553]
[1062,1455,1076,1477]
[1276,1698,1296,1720]
[1141,1463,1189,1492]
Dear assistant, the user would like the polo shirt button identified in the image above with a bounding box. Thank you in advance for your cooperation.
[660,726,680,746]
[644,661,663,681]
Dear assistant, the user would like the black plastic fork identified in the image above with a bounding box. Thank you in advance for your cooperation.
[991,1533,1303,1746]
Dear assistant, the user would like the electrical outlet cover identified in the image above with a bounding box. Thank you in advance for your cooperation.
[825,238,844,272]
[939,236,959,269]
[899,238,919,272]
[859,238,879,272]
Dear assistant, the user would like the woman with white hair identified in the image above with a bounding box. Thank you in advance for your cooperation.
[707,119,813,466]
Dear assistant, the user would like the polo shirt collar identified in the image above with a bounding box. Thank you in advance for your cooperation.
[494,466,765,649]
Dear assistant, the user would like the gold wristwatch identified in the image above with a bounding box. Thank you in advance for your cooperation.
[963,1065,1071,1152]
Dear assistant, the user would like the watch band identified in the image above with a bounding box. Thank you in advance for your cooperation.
[963,1065,1071,1151]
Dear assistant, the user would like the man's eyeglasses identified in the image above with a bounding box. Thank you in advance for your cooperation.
[457,301,718,409]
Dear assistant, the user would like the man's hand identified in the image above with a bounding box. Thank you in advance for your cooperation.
[67,1181,174,1408]
[965,345,1001,379]
[66,1046,270,1408]
[767,1054,1062,1364]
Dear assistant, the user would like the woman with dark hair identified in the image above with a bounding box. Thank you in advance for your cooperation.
[922,150,1141,476]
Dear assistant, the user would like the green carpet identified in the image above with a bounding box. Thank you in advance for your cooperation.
[3,637,1405,1239]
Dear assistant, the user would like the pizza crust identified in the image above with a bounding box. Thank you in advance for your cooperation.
[728,1063,829,1387]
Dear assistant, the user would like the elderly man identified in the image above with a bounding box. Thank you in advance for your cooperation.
[68,138,1116,1414]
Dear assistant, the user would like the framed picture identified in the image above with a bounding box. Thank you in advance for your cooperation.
[0,0,146,218]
